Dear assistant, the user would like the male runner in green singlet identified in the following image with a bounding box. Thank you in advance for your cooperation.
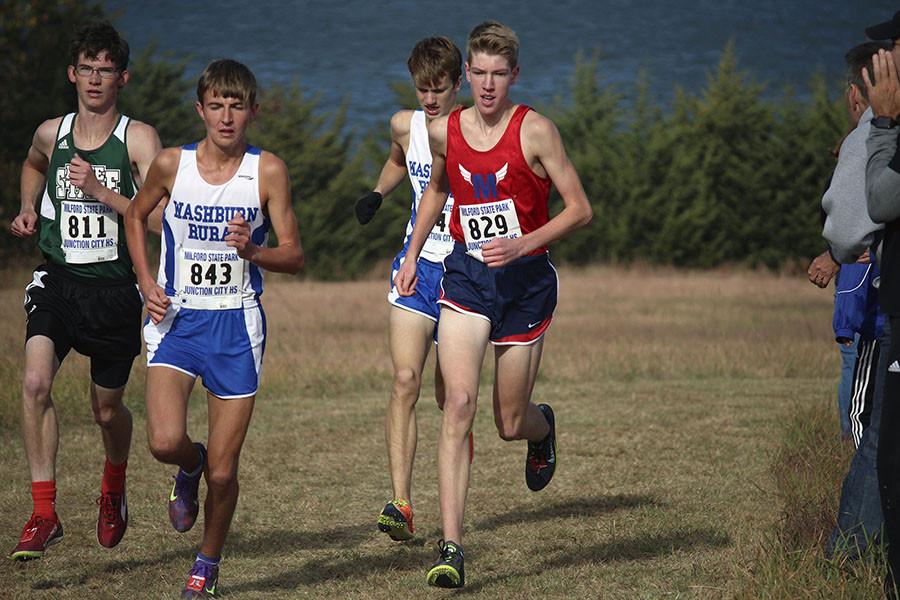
[9,21,162,560]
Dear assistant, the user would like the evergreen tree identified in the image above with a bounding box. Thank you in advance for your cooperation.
[0,0,104,251]
[547,53,625,264]
[250,83,370,278]
[642,44,776,266]
[118,45,202,148]
[764,75,845,265]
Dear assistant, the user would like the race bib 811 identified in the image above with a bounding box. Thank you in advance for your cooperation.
[60,200,118,264]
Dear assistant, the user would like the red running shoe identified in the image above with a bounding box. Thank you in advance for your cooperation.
[97,487,128,548]
[9,514,63,561]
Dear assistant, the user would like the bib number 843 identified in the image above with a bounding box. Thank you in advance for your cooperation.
[189,262,233,286]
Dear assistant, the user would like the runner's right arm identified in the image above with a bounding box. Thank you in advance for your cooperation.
[356,110,412,224]
[394,115,450,296]
[11,119,57,238]
[125,148,179,323]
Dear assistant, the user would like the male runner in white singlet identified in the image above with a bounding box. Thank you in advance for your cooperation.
[125,59,303,599]
[354,37,464,542]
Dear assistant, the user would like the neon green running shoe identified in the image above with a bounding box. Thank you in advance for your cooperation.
[426,539,464,588]
[377,499,414,541]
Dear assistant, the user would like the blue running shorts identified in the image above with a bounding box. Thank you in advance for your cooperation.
[144,304,266,398]
[439,243,557,345]
[388,253,445,323]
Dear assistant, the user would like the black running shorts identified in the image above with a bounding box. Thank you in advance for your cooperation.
[23,264,142,389]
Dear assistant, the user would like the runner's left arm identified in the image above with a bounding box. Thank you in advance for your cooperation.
[481,113,592,267]
[227,152,304,274]
[128,122,166,235]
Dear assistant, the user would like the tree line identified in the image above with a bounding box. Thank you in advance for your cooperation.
[1,0,846,279]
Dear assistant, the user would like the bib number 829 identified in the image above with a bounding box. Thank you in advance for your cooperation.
[466,214,508,241]
[190,262,233,286]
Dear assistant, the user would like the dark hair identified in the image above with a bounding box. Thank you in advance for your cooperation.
[846,40,891,101]
[197,59,258,105]
[70,21,129,71]
[407,37,462,87]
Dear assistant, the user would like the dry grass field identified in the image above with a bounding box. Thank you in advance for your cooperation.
[0,265,882,598]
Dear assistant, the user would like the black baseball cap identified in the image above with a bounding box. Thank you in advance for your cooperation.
[866,11,900,40]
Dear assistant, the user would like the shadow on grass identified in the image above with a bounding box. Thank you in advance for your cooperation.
[473,493,660,532]
[459,527,732,594]
[227,523,376,556]
[95,522,374,575]
[225,543,432,594]
[224,527,729,595]
[226,494,670,594]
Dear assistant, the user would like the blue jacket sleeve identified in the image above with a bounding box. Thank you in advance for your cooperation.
[833,262,874,342]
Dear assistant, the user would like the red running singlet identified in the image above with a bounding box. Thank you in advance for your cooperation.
[445,105,552,259]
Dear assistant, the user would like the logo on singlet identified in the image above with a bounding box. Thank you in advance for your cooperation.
[58,140,69,150]
[459,163,508,200]
[55,164,121,199]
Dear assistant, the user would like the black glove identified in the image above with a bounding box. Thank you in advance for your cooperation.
[355,191,383,225]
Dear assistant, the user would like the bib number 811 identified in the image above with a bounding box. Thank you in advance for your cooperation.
[466,214,508,241]
[189,262,233,286]
[67,215,107,239]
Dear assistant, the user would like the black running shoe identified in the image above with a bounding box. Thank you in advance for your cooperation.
[426,539,465,588]
[525,403,556,491]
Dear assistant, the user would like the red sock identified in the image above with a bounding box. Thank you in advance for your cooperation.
[31,481,57,520]
[101,458,127,495]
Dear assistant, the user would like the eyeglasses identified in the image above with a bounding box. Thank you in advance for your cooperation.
[74,65,120,80]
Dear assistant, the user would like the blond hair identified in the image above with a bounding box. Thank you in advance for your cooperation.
[466,21,519,69]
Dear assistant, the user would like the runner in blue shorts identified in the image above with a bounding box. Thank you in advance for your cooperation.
[125,59,303,598]
[355,37,466,543]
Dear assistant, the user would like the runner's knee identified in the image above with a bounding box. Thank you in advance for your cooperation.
[494,412,526,441]
[92,401,127,428]
[148,432,183,463]
[392,367,422,401]
[22,369,52,405]
[206,463,238,491]
[443,390,476,423]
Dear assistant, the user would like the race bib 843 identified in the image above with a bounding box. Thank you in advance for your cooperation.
[176,248,244,310]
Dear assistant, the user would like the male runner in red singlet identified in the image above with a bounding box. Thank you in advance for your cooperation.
[394,20,593,588]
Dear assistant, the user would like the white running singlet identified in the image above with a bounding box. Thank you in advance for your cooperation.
[402,110,454,263]
[158,143,269,310]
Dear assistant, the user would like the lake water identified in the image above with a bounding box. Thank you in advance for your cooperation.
[106,1,898,132]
